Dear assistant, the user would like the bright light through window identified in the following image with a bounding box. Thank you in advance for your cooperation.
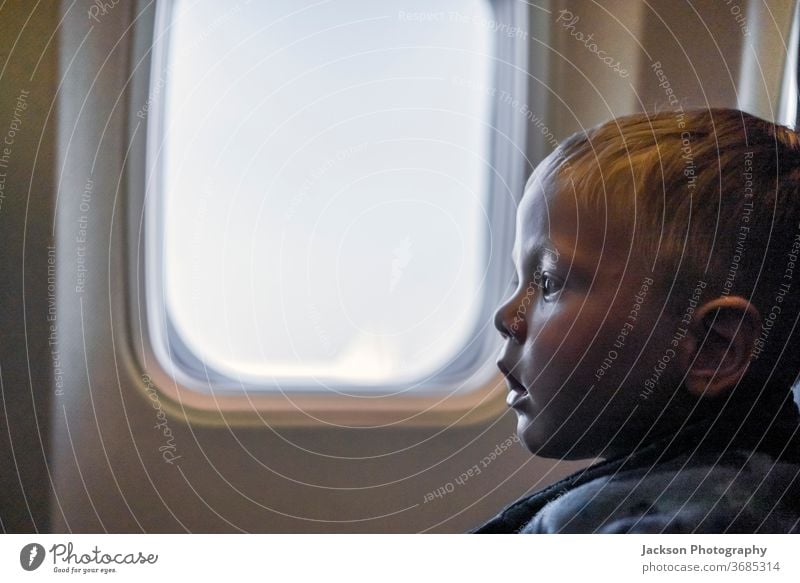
[157,0,497,387]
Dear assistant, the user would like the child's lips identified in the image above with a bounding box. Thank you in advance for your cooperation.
[504,375,529,408]
[497,359,530,408]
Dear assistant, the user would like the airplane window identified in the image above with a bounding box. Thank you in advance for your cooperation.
[152,0,498,390]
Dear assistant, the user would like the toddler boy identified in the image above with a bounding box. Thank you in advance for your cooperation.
[476,108,800,533]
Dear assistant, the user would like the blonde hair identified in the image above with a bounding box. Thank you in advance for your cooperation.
[542,108,800,383]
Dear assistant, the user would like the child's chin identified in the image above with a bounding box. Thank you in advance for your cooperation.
[517,419,597,460]
[517,419,562,458]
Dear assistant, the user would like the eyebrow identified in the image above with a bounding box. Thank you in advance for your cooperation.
[514,238,560,268]
[548,232,605,284]
[541,244,559,263]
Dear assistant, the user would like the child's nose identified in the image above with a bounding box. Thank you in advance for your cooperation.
[493,293,527,343]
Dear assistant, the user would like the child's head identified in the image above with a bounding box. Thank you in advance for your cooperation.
[495,108,800,460]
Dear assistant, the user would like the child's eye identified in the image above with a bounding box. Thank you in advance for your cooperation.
[540,273,564,301]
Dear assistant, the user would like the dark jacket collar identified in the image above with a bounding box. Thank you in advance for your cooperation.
[473,395,800,533]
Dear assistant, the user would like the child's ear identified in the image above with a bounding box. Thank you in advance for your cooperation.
[679,296,761,399]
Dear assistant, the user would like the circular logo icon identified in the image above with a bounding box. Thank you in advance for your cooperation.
[20,543,46,571]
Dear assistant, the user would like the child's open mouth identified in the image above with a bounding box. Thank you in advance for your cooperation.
[504,374,529,408]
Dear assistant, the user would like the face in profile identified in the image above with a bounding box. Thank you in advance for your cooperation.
[494,157,693,460]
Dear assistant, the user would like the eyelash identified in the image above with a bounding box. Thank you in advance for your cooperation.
[510,270,563,301]
[539,272,563,302]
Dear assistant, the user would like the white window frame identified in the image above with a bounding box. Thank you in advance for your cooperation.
[128,0,530,424]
